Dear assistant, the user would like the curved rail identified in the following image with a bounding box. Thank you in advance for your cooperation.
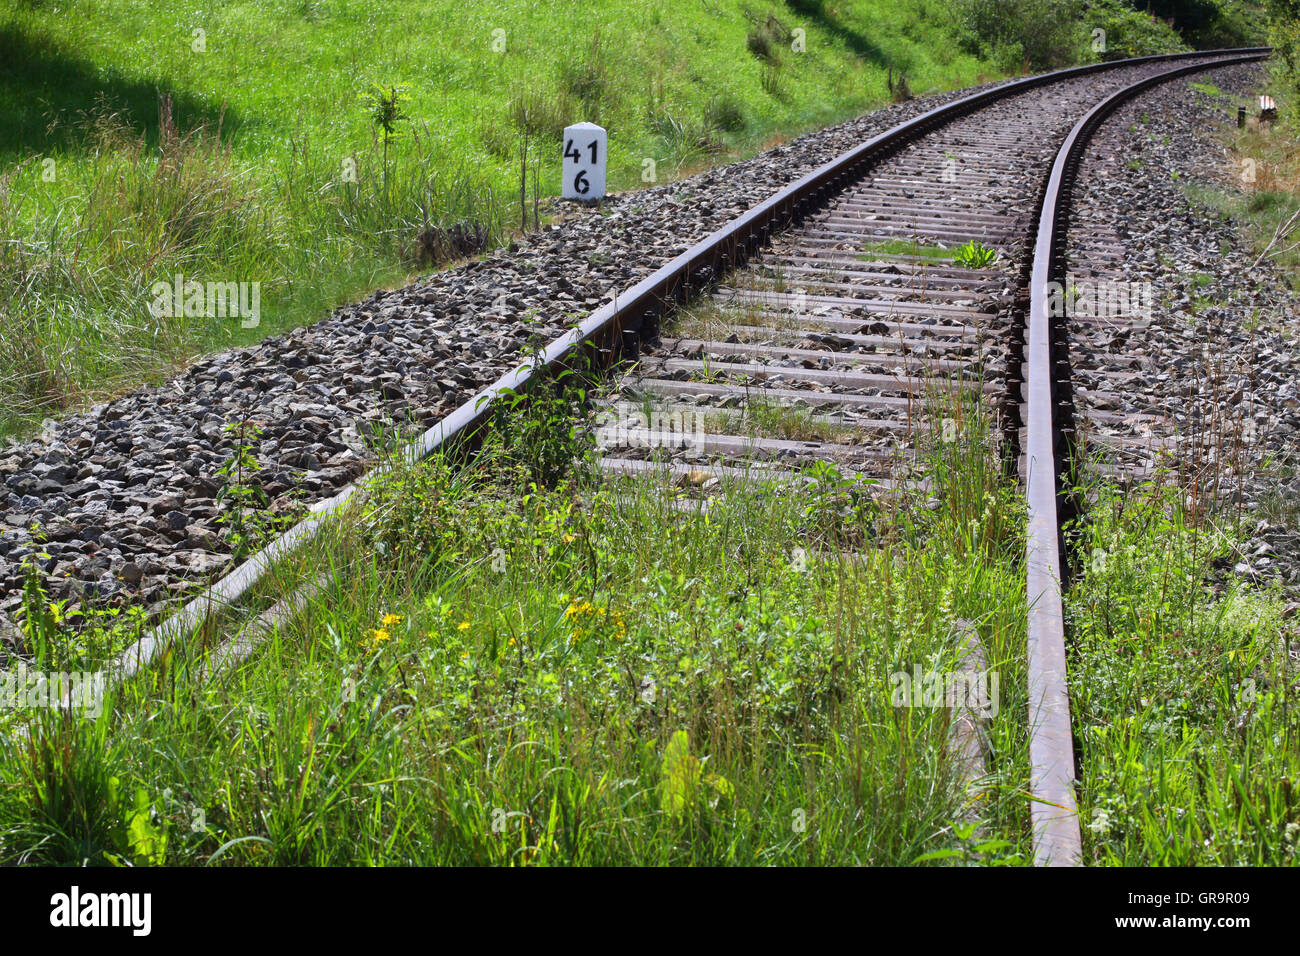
[1023,50,1269,866]
[112,51,1274,872]
[116,47,1269,677]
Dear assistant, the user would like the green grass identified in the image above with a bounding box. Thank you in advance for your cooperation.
[3,328,1293,866]
[715,396,870,442]
[0,0,1003,437]
[1067,481,1300,865]
[0,386,1037,865]
[858,238,955,260]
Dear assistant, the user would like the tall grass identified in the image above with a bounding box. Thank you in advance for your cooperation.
[1200,75,1300,289]
[0,389,1033,865]
[0,96,505,432]
[1067,479,1299,865]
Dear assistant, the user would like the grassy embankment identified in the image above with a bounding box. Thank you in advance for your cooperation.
[1182,75,1300,287]
[0,0,1006,438]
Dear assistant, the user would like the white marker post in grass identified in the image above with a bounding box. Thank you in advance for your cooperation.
[562,122,606,201]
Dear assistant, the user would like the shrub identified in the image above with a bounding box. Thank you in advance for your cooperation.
[745,13,793,62]
[957,0,1090,70]
[704,94,745,133]
[1268,0,1300,98]
[1083,0,1187,59]
[1143,0,1265,48]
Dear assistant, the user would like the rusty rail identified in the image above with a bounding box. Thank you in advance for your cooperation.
[1023,49,1269,866]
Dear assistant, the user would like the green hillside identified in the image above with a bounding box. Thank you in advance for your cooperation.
[0,0,1012,437]
[0,0,1219,436]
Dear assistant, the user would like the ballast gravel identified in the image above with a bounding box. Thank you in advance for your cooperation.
[0,55,1268,650]
[1066,62,1300,594]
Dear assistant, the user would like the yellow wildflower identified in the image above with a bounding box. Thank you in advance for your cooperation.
[382,613,404,627]
[368,628,391,647]
[564,600,596,619]
[609,609,628,639]
[458,621,471,631]
[563,600,627,642]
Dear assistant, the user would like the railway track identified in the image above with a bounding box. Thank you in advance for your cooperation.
[3,48,1272,865]
[584,49,1269,864]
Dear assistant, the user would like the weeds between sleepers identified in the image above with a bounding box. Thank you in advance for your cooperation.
[0,379,1038,865]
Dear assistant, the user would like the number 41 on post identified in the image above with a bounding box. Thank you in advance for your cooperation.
[562,122,607,201]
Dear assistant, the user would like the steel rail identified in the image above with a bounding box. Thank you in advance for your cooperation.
[114,50,1270,711]
[1023,49,1269,866]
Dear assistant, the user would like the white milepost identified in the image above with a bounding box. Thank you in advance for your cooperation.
[562,122,606,200]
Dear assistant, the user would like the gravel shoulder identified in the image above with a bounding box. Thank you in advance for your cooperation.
[1067,62,1300,594]
[0,79,1022,637]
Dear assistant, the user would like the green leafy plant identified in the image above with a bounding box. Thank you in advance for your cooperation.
[488,336,598,492]
[358,82,412,196]
[914,820,1019,865]
[799,459,877,547]
[216,420,268,560]
[119,782,170,866]
[19,558,60,668]
[955,239,997,268]
[659,730,732,821]
[659,730,702,819]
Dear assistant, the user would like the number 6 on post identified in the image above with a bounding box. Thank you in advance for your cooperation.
[562,121,607,201]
